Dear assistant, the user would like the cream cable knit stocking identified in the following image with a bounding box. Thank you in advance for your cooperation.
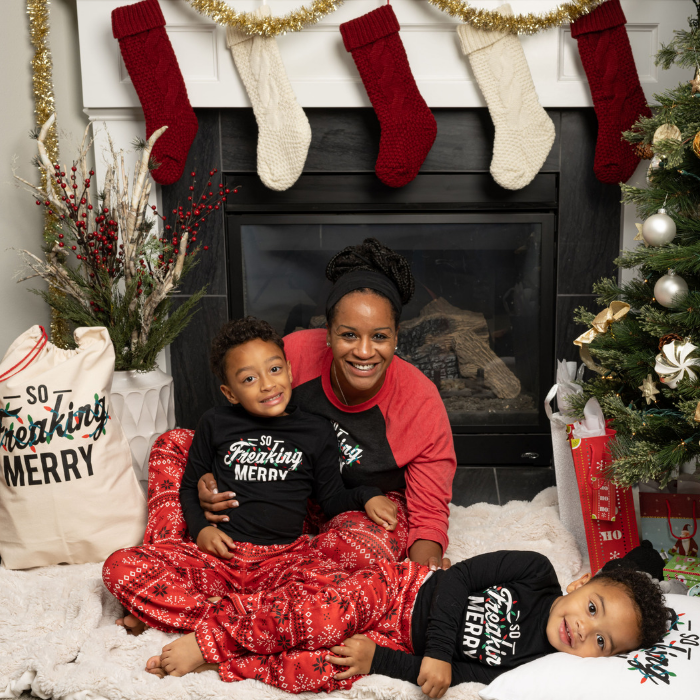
[226,9,311,192]
[457,5,555,191]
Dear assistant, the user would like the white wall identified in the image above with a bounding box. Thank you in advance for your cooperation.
[0,0,89,358]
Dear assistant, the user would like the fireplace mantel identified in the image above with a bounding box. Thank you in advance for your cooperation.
[78,0,686,111]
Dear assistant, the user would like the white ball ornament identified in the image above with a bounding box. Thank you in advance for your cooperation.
[642,208,676,246]
[654,269,689,308]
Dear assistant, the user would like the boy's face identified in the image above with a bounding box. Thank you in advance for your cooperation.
[220,339,293,418]
[546,574,640,658]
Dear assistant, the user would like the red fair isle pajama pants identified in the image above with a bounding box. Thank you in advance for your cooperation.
[144,428,410,568]
[204,560,429,692]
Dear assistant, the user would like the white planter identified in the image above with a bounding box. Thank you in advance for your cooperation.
[110,368,176,490]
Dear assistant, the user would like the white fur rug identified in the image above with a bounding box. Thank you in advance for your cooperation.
[0,487,581,700]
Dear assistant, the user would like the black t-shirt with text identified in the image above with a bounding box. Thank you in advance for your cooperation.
[371,551,561,685]
[179,404,382,545]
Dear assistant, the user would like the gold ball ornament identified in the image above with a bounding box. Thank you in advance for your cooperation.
[693,131,700,159]
[653,123,682,144]
[654,339,700,388]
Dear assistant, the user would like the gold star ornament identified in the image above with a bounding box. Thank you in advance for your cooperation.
[634,222,649,247]
[690,69,700,95]
[639,373,660,405]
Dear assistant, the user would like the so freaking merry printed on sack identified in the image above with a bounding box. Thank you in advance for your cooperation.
[1,382,108,487]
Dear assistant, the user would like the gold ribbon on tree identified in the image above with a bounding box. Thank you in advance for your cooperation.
[574,301,630,374]
[186,0,607,37]
[27,0,68,346]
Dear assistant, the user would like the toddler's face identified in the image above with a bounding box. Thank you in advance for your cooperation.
[546,575,640,658]
[220,339,293,418]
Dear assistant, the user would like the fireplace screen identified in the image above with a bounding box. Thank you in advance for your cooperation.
[232,214,554,430]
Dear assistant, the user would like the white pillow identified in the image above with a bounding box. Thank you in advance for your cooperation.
[480,594,699,700]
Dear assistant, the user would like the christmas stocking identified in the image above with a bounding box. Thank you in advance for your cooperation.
[226,8,312,192]
[111,0,198,185]
[457,5,555,191]
[570,0,652,184]
[340,5,437,188]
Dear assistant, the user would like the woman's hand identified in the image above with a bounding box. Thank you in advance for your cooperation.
[198,473,239,524]
[196,526,236,559]
[417,657,452,698]
[364,495,398,531]
[326,634,376,680]
[409,540,451,571]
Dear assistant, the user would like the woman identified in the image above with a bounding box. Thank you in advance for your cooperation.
[197,239,456,570]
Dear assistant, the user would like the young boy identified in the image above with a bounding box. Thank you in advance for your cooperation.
[103,317,395,645]
[144,550,670,695]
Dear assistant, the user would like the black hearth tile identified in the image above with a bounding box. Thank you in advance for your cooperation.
[558,109,621,295]
[451,467,500,507]
[220,109,259,172]
[556,294,600,365]
[495,467,556,504]
[170,295,228,429]
[161,110,226,296]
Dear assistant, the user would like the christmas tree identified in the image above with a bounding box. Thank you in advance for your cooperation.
[570,0,700,487]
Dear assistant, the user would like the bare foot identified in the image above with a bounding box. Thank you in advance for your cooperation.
[160,632,205,677]
[116,613,147,636]
[146,655,166,679]
[145,655,216,679]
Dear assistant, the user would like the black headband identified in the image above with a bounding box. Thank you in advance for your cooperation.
[326,269,403,320]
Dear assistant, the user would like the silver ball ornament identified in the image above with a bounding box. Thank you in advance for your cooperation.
[654,270,689,308]
[642,208,676,246]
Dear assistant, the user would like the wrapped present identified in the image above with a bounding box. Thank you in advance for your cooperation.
[663,554,700,588]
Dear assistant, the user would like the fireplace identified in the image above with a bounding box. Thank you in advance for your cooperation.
[165,108,622,497]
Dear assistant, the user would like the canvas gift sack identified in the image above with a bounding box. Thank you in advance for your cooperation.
[0,325,147,569]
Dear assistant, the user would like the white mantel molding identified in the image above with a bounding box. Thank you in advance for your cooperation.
[77,0,688,113]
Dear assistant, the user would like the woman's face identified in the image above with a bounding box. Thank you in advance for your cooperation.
[327,291,398,401]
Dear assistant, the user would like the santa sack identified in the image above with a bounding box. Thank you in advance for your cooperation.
[0,325,147,569]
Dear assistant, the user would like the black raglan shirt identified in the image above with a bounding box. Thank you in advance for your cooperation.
[371,551,562,685]
[180,404,382,545]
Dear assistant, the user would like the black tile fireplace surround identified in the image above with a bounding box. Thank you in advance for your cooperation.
[164,108,621,506]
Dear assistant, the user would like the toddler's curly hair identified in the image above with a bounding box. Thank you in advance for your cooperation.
[210,317,285,384]
[593,568,672,650]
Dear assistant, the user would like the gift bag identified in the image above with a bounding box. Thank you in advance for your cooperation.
[545,360,589,563]
[0,325,147,569]
[639,491,699,560]
[569,398,640,572]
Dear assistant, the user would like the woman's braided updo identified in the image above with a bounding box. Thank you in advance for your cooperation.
[325,238,415,326]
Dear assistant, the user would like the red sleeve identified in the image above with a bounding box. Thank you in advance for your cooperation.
[283,329,327,388]
[403,400,455,553]
[384,361,456,553]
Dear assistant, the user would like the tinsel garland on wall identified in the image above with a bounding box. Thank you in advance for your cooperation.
[186,0,608,37]
[27,0,68,345]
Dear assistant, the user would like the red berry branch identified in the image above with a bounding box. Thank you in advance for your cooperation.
[15,114,238,362]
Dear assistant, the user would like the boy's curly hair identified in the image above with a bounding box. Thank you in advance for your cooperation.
[593,568,671,650]
[210,317,285,384]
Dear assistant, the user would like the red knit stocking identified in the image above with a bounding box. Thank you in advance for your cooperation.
[570,0,651,185]
[340,6,437,188]
[111,0,198,185]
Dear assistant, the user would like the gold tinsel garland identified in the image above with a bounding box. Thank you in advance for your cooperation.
[187,0,607,36]
[187,0,344,36]
[426,0,607,34]
[27,0,68,345]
